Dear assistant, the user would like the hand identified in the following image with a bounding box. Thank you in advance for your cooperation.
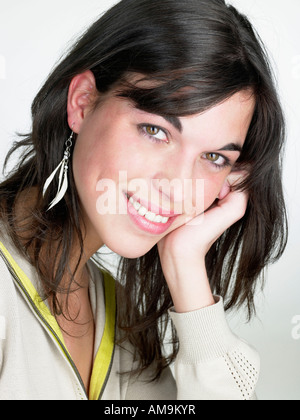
[157,172,248,312]
[158,172,248,261]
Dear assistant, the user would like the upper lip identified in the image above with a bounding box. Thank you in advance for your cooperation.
[126,192,180,218]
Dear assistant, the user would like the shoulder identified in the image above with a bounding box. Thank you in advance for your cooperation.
[0,242,20,323]
[0,223,31,320]
[0,230,20,371]
[0,240,16,300]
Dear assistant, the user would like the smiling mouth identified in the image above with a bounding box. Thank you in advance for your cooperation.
[126,193,172,224]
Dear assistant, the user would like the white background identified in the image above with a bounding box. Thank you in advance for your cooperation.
[0,0,299,400]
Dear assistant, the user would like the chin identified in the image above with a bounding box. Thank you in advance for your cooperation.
[105,239,155,260]
[113,247,154,260]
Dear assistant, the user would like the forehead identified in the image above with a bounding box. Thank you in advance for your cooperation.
[181,91,255,130]
[176,91,255,149]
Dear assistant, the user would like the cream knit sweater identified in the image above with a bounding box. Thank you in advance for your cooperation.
[0,229,259,400]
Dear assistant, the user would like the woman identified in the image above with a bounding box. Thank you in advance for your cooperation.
[0,0,287,400]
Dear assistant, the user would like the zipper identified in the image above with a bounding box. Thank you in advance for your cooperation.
[0,248,88,400]
[0,245,116,401]
[98,310,116,400]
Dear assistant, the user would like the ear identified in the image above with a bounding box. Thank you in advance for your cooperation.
[67,70,97,133]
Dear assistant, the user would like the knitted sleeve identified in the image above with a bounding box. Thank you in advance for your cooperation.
[169,297,260,400]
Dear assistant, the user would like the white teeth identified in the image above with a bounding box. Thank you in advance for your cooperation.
[138,206,148,217]
[154,215,163,223]
[128,196,170,224]
[145,212,156,222]
[133,201,141,211]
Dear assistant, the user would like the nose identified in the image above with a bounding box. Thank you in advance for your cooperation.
[152,153,204,215]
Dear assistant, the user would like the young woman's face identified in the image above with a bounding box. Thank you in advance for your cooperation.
[71,78,255,258]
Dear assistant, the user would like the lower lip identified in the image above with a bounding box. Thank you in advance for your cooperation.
[125,194,178,235]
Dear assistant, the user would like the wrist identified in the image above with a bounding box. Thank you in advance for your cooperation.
[162,256,215,313]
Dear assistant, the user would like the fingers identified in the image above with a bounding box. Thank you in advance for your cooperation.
[217,188,249,226]
[221,170,249,223]
[218,169,248,201]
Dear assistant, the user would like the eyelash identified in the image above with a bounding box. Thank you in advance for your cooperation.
[203,153,231,170]
[138,124,169,144]
[138,124,232,170]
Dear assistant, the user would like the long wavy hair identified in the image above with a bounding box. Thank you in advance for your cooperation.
[0,0,287,380]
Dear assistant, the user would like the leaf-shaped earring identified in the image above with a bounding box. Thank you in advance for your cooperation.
[43,131,74,211]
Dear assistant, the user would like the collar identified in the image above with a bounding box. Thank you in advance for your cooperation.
[0,239,116,400]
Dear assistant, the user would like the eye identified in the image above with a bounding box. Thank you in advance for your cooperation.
[146,126,160,136]
[139,124,169,143]
[206,153,222,162]
[203,153,230,169]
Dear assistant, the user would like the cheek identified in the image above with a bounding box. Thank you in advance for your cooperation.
[72,142,100,202]
[72,137,116,228]
[73,129,126,194]
[72,131,147,224]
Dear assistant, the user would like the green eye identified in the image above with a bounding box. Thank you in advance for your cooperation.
[141,125,168,142]
[203,153,230,169]
[146,126,160,136]
[206,153,220,162]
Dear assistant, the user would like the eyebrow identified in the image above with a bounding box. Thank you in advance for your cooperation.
[217,143,243,153]
[162,115,183,133]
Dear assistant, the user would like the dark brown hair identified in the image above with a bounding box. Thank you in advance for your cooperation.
[0,0,287,380]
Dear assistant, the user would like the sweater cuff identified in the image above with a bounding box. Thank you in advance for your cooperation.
[169,297,239,364]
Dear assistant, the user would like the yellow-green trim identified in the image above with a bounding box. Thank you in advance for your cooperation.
[89,271,116,401]
[0,241,116,401]
[0,241,67,347]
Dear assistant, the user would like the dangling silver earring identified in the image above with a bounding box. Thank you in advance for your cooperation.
[43,131,74,211]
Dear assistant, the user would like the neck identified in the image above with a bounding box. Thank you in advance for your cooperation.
[51,221,103,301]
[14,187,104,303]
